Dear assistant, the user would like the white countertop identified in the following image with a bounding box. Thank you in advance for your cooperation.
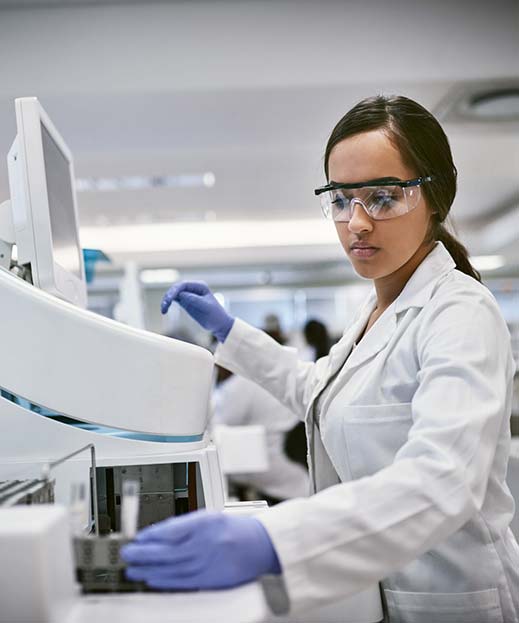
[66,583,384,623]
[67,583,270,623]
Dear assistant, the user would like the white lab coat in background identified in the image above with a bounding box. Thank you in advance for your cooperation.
[212,374,309,501]
[215,242,519,623]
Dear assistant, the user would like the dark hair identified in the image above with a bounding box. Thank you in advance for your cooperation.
[263,313,287,345]
[304,319,331,360]
[324,95,481,282]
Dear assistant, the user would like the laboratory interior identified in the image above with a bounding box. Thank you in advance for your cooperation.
[0,1,518,622]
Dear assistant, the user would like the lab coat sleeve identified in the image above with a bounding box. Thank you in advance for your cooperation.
[257,291,514,612]
[214,318,327,420]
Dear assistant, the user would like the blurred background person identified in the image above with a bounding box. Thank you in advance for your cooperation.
[211,314,309,505]
[262,312,287,345]
[284,318,334,469]
[212,364,309,505]
[303,318,332,361]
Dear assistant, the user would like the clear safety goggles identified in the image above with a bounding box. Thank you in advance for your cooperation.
[314,176,433,222]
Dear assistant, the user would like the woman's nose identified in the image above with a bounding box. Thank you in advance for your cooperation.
[347,200,373,234]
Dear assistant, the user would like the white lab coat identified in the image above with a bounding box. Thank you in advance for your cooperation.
[215,242,519,622]
[212,374,309,500]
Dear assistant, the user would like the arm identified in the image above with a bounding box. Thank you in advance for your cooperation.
[215,318,329,420]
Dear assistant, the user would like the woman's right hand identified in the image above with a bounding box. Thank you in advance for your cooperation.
[161,281,235,343]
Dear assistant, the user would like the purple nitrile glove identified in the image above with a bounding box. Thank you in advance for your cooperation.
[121,510,282,591]
[161,281,234,343]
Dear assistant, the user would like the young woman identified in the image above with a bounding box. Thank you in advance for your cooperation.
[122,96,519,622]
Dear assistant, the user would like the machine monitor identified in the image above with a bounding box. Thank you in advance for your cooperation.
[6,97,87,307]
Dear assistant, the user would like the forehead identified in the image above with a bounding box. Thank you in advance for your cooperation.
[327,129,415,183]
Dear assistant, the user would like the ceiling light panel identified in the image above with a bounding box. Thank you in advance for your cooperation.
[436,79,519,124]
[75,172,215,192]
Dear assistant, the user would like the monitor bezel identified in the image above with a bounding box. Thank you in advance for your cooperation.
[8,97,87,308]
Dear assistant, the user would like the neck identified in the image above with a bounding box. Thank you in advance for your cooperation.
[373,240,435,312]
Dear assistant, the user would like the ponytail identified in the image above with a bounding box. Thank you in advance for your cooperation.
[432,218,482,283]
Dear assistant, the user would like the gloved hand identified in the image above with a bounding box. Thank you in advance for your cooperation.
[121,510,282,590]
[161,281,234,343]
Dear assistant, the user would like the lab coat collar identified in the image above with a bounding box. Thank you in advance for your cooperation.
[394,241,456,314]
[328,243,455,374]
[324,291,381,378]
[342,295,395,370]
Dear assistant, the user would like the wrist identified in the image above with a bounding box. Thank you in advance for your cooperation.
[213,315,235,343]
[251,517,282,576]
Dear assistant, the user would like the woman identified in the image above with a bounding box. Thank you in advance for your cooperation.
[122,96,519,622]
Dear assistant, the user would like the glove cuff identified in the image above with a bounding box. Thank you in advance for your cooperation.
[250,517,282,576]
[213,315,235,343]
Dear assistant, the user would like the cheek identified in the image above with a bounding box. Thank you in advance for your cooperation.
[379,209,432,273]
[334,222,346,245]
[334,223,354,257]
[406,202,432,243]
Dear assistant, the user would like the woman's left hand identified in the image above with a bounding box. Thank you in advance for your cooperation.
[121,510,282,590]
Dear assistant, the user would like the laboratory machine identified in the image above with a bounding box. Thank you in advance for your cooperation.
[0,97,383,622]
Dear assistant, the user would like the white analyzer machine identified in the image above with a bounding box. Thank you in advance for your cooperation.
[0,97,383,623]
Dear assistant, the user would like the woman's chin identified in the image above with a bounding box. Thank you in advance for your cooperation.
[353,266,380,280]
[348,256,383,280]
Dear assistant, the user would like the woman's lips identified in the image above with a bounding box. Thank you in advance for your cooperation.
[350,246,379,258]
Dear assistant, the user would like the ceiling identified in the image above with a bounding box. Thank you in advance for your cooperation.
[0,0,517,275]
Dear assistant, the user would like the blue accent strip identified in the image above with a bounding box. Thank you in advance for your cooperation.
[1,390,203,443]
[72,424,203,443]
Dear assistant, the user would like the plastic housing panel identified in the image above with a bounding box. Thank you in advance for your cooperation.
[0,267,213,436]
[0,505,78,623]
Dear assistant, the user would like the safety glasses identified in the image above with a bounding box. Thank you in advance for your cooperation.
[314,176,433,222]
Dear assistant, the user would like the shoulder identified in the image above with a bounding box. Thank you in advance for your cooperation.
[434,268,495,301]
[426,269,502,321]
[416,269,510,358]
